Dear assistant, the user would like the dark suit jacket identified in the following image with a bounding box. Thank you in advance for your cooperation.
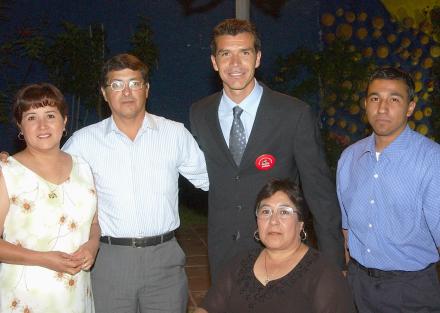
[190,84,344,279]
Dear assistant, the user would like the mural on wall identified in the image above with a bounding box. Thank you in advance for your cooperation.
[320,2,439,145]
[270,0,439,169]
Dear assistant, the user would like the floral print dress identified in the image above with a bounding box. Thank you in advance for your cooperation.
[0,155,97,313]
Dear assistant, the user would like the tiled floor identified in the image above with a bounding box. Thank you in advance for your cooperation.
[175,225,210,313]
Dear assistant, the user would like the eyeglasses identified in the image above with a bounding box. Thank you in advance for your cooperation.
[105,80,145,91]
[256,205,299,220]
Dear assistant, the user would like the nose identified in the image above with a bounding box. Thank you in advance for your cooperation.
[377,99,388,113]
[269,212,281,224]
[38,118,48,129]
[122,83,132,96]
[230,53,241,66]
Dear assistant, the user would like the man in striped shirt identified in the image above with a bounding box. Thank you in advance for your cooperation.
[63,54,209,313]
[337,67,440,312]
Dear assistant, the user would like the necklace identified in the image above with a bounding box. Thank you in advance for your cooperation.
[263,243,303,285]
[42,181,58,199]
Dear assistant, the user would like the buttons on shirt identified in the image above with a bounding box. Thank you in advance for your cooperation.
[367,248,371,253]
[368,223,373,228]
[373,174,378,179]
[370,200,375,204]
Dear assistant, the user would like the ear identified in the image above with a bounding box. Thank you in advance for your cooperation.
[406,100,416,117]
[145,83,150,99]
[255,51,262,69]
[63,116,67,128]
[101,87,108,102]
[211,55,219,72]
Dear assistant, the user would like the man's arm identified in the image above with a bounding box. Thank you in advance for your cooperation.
[342,229,350,265]
[293,104,345,269]
[177,125,209,191]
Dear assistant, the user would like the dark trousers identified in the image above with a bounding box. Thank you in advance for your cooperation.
[347,259,440,313]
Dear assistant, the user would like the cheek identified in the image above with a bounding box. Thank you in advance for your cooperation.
[257,220,268,235]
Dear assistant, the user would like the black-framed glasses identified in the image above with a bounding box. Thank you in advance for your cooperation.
[255,205,299,220]
[105,80,145,91]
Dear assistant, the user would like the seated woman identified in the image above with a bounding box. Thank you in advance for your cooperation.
[196,179,355,313]
[0,83,100,312]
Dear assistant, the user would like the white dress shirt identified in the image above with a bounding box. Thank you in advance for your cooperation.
[63,112,209,237]
[218,80,263,146]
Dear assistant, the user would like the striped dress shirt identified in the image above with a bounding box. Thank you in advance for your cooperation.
[337,125,440,271]
[63,112,209,237]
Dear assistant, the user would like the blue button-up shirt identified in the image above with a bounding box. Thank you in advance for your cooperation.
[337,126,440,271]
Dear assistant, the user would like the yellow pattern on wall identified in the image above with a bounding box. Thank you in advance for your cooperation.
[380,0,440,30]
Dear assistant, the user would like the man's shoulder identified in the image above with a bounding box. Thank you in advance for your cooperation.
[410,129,440,153]
[191,91,222,112]
[261,85,310,112]
[70,118,109,140]
[149,113,185,130]
[339,136,370,161]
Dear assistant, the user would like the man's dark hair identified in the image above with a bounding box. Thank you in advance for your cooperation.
[210,18,261,55]
[100,54,149,88]
[366,67,415,101]
[255,179,305,221]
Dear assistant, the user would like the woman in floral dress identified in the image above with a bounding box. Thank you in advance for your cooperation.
[0,83,100,313]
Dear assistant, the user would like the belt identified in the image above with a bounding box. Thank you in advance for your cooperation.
[350,258,405,279]
[100,231,174,248]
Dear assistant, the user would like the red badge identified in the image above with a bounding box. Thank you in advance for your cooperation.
[255,154,276,171]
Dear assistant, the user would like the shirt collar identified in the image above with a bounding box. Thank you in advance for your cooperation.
[360,125,412,159]
[219,79,262,116]
[104,112,157,136]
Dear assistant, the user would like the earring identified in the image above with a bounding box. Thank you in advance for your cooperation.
[63,129,68,137]
[253,230,260,242]
[300,229,307,241]
[17,132,24,140]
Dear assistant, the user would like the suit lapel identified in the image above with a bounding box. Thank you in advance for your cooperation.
[241,86,282,168]
[204,93,238,167]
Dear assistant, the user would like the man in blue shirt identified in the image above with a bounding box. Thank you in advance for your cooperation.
[337,67,440,312]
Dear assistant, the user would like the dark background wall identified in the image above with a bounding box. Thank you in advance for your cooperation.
[0,0,321,152]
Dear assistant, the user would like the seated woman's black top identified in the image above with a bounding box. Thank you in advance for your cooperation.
[200,247,355,313]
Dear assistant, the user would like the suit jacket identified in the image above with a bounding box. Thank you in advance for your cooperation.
[190,84,344,279]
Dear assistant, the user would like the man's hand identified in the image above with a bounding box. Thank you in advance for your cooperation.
[71,241,99,271]
[0,152,9,162]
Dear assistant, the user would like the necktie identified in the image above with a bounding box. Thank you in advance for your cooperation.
[229,106,246,166]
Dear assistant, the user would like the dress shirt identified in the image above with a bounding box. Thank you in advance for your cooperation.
[218,79,263,146]
[63,112,209,237]
[337,125,440,271]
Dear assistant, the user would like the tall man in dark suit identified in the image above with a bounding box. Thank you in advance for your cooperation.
[190,19,344,280]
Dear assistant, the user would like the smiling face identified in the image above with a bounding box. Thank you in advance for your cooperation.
[365,79,416,150]
[211,32,261,103]
[19,106,66,152]
[101,68,149,123]
[257,191,304,251]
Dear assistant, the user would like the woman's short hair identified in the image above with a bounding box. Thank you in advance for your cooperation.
[13,83,68,124]
[255,179,305,221]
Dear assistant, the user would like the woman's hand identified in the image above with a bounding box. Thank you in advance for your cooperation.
[38,250,83,275]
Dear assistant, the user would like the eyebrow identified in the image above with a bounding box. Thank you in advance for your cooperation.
[367,92,404,98]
